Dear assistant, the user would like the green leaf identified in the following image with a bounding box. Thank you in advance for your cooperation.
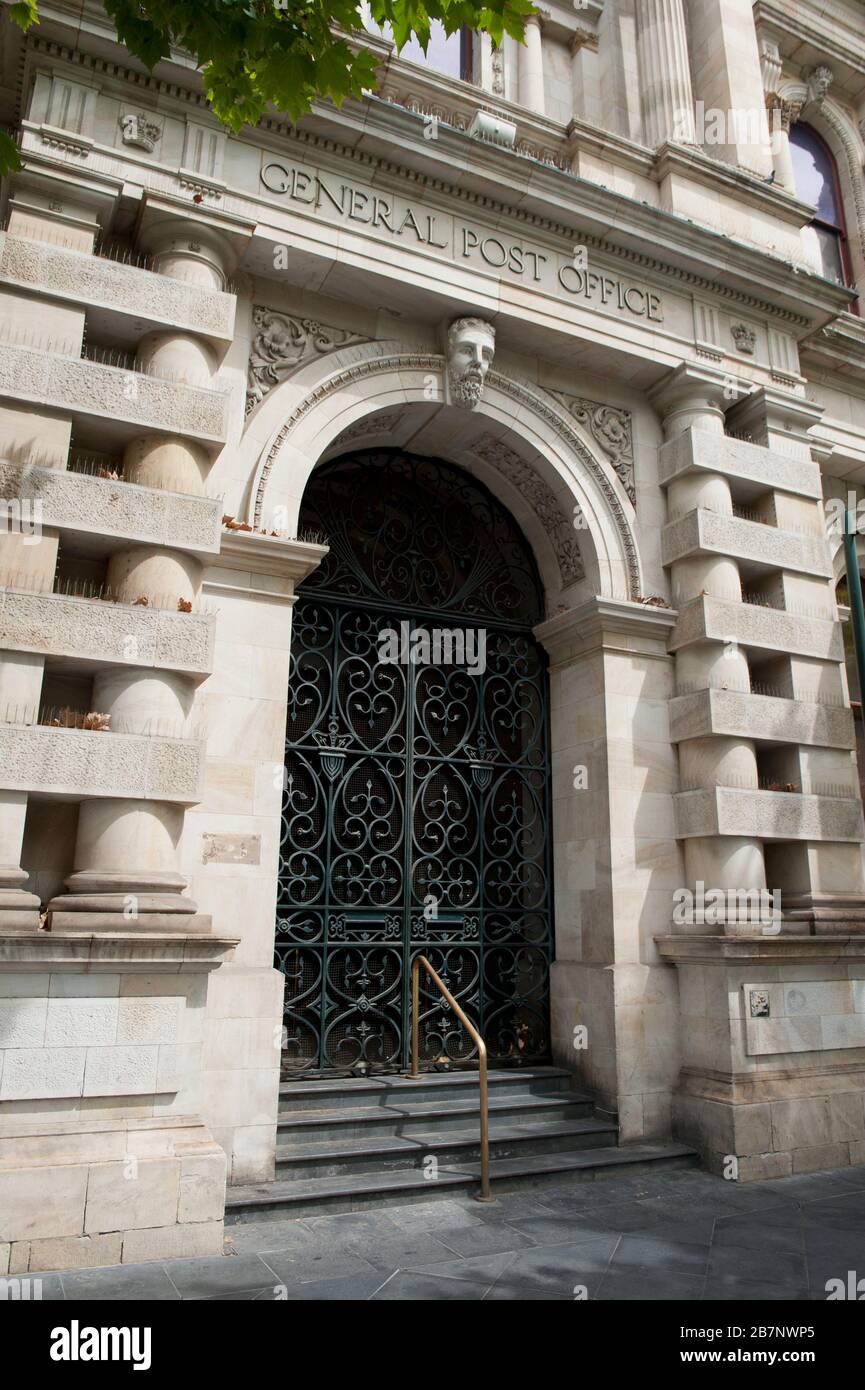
[9,0,39,32]
[0,130,22,177]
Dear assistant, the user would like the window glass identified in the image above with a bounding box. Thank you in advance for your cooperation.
[790,123,842,226]
[360,6,464,78]
[790,122,850,286]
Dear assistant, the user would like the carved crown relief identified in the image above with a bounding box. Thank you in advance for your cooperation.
[246,307,366,413]
[119,112,162,152]
[470,434,585,586]
[547,392,635,504]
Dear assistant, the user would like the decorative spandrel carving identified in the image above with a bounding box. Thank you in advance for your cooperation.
[548,392,635,504]
[246,308,366,413]
[471,435,585,586]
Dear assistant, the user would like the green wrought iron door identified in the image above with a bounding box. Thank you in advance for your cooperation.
[275,450,553,1074]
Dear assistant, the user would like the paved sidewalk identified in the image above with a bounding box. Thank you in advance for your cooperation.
[24,1163,865,1301]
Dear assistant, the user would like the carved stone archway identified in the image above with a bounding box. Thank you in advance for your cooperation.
[235,338,642,604]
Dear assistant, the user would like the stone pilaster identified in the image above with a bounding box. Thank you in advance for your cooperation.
[635,0,695,147]
[687,0,774,177]
[570,29,600,126]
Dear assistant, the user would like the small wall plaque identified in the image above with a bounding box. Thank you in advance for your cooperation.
[202,833,261,866]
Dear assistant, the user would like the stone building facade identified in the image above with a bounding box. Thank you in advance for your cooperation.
[2,0,865,1273]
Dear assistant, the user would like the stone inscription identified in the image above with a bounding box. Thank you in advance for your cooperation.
[260,159,664,324]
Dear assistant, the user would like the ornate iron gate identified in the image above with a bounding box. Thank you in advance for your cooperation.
[275,450,553,1074]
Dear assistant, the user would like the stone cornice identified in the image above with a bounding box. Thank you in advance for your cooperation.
[212,532,329,585]
[652,142,817,230]
[15,29,855,334]
[655,933,865,963]
[0,931,239,969]
[534,596,677,662]
[753,1,865,85]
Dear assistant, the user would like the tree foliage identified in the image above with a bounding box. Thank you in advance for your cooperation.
[1,0,534,174]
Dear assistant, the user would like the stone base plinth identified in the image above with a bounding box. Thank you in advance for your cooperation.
[783,894,865,935]
[0,929,238,1271]
[0,1115,227,1273]
[656,932,865,1180]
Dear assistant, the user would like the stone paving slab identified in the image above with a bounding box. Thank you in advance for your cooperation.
[24,1163,865,1301]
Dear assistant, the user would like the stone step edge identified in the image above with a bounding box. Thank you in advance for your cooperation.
[277,1094,594,1129]
[277,1067,573,1099]
[274,1118,620,1166]
[227,1143,698,1210]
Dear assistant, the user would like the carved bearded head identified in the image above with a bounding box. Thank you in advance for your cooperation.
[447,318,496,408]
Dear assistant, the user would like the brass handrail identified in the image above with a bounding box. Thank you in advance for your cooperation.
[407,953,494,1203]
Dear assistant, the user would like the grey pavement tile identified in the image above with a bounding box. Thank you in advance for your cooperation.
[800,1192,865,1225]
[596,1267,704,1301]
[713,1214,805,1255]
[281,1270,395,1301]
[205,1286,301,1301]
[484,1280,577,1300]
[223,1219,318,1256]
[704,1276,810,1302]
[386,1200,484,1232]
[707,1243,808,1290]
[565,1198,670,1232]
[609,1233,710,1277]
[804,1254,863,1299]
[504,1213,621,1249]
[631,1216,717,1247]
[407,1251,518,1286]
[371,1270,489,1300]
[262,1249,378,1286]
[59,1263,181,1302]
[163,1254,280,1299]
[434,1221,537,1258]
[470,1192,561,1223]
[349,1230,459,1269]
[803,1225,865,1261]
[482,1238,618,1300]
[303,1210,404,1242]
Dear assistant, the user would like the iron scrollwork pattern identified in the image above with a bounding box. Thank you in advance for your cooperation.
[275,450,553,1074]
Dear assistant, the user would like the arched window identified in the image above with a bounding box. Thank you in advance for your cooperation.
[790,123,853,286]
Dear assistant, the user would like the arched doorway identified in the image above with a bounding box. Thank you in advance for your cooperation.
[275,449,554,1075]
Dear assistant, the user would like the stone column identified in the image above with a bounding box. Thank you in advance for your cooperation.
[518,14,545,116]
[635,0,695,147]
[651,364,767,921]
[49,223,231,930]
[0,200,96,929]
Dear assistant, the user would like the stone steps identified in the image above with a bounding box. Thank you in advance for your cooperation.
[227,1066,698,1221]
[227,1142,698,1221]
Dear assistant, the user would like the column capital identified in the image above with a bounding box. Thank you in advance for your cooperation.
[648,361,733,437]
[534,594,676,664]
[570,27,599,56]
